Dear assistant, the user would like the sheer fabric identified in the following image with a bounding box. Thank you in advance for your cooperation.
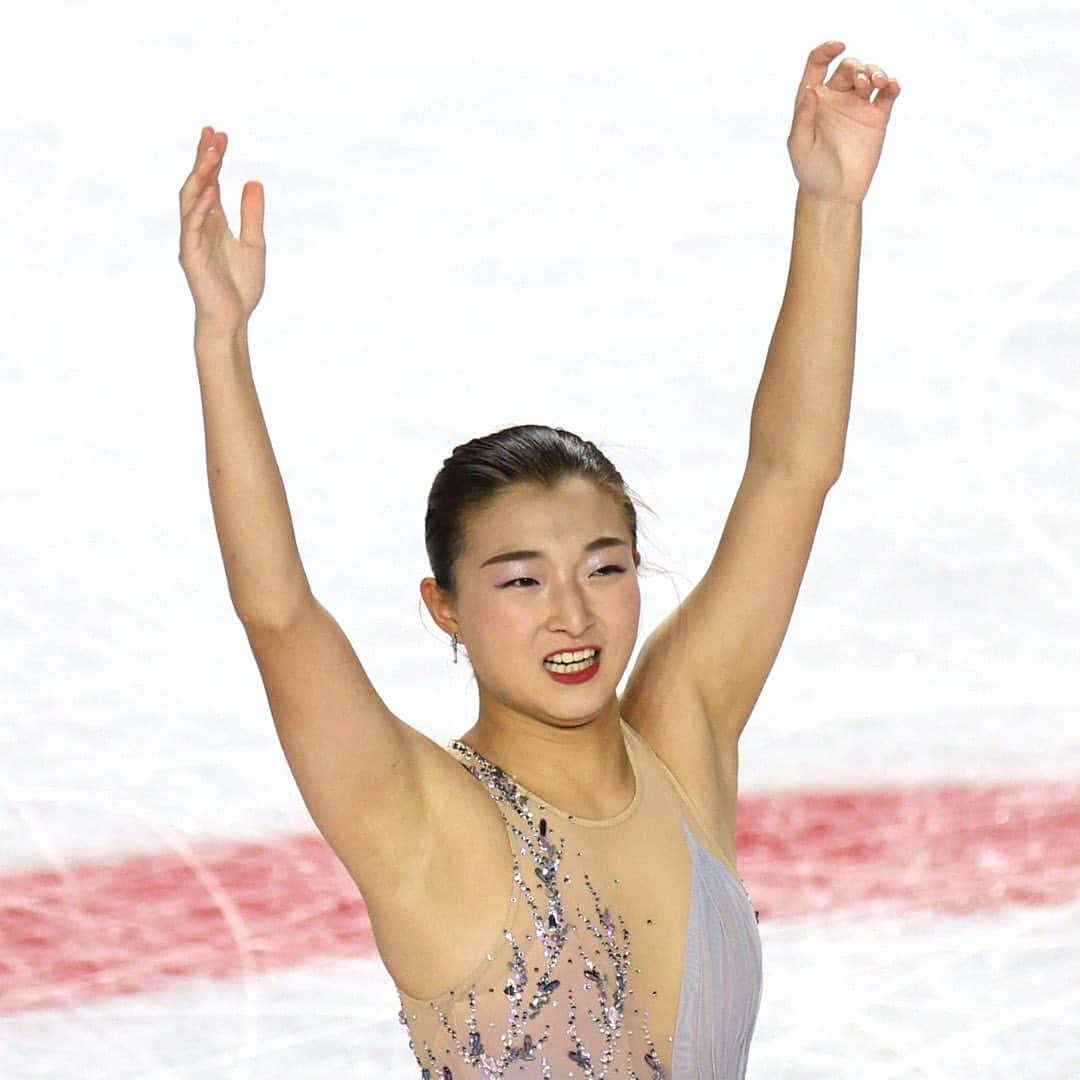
[395,718,762,1078]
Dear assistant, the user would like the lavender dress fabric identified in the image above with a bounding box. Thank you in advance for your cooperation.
[670,817,763,1079]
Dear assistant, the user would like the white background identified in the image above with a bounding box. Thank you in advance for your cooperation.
[2,1,1077,1076]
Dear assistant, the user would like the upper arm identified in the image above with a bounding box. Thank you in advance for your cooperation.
[241,595,446,896]
[642,459,833,743]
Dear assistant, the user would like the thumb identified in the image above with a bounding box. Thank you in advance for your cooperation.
[239,180,265,247]
[789,85,818,152]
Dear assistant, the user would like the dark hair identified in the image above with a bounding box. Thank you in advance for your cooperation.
[425,424,656,600]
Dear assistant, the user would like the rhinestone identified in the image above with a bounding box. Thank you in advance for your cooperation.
[399,738,674,1079]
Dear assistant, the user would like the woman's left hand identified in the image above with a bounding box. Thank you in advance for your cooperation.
[787,41,902,205]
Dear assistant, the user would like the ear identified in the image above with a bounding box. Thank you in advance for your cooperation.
[420,576,458,636]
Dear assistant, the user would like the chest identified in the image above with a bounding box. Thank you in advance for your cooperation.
[395,801,700,1078]
[549,810,697,1071]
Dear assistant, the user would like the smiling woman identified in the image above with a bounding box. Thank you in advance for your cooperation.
[420,426,649,725]
[181,33,900,1076]
[398,423,763,1077]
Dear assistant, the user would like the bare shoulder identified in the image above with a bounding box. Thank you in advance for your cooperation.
[243,596,514,999]
[362,724,516,1002]
[360,721,499,893]
[619,617,741,865]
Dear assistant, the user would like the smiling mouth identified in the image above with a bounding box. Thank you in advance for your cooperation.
[542,648,601,674]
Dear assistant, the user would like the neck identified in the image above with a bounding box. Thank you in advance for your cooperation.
[458,692,634,819]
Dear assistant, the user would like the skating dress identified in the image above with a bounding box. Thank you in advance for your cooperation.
[395,718,763,1078]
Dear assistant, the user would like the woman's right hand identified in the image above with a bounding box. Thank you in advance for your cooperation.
[178,127,266,341]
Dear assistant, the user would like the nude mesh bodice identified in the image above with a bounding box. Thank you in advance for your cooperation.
[395,718,762,1079]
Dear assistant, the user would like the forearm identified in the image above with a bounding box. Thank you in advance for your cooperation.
[195,327,312,626]
[748,189,862,483]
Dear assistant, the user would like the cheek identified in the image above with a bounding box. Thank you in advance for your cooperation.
[469,606,537,685]
[490,606,531,638]
[469,598,530,648]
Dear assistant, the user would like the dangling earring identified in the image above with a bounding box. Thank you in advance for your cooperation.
[451,631,459,664]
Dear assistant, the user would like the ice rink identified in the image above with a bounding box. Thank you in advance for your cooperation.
[2,1,1078,1076]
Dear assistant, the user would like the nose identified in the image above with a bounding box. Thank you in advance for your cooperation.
[547,577,593,634]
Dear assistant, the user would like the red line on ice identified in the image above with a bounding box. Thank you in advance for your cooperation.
[1,778,1077,1015]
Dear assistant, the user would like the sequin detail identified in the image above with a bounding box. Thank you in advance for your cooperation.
[396,740,667,1079]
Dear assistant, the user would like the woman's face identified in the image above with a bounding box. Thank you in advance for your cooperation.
[453,477,642,725]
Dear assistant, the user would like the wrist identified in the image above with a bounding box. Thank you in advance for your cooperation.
[194,322,249,353]
[797,187,864,210]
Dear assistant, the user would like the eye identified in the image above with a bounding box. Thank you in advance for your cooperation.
[501,577,539,589]
[500,566,626,589]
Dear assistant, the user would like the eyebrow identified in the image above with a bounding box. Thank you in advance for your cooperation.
[480,536,629,569]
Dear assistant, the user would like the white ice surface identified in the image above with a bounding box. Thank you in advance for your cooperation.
[2,0,1078,1076]
[3,906,1077,1079]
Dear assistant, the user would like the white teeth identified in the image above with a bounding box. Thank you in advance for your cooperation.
[547,649,597,663]
[543,649,598,672]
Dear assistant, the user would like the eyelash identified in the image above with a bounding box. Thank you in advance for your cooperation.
[501,565,626,589]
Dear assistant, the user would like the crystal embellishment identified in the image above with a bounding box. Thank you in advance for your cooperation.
[396,739,669,1079]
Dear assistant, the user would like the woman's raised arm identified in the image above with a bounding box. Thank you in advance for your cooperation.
[177,126,308,625]
[175,127,457,904]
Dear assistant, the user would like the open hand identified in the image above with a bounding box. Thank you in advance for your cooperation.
[787,41,902,205]
[178,127,266,341]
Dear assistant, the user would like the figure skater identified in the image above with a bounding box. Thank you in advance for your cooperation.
[177,39,900,1079]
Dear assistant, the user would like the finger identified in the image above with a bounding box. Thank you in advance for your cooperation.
[799,40,846,90]
[180,131,226,217]
[181,128,213,196]
[179,180,221,262]
[872,76,902,119]
[180,132,219,216]
[188,178,220,229]
[825,56,865,92]
[192,126,211,170]
[861,67,892,101]
[238,180,265,248]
